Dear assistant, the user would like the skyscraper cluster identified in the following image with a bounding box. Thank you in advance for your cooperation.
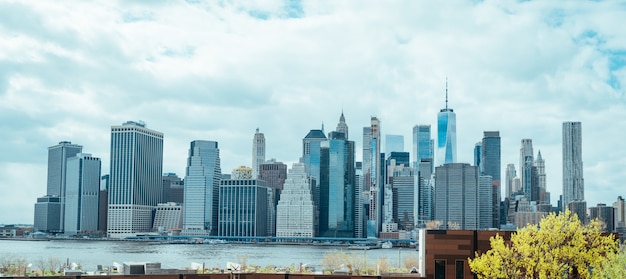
[35,85,615,239]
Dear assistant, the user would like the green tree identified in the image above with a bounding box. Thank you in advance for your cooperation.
[469,210,618,279]
[591,245,626,278]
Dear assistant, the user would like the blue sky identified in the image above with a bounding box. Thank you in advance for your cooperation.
[1,0,625,224]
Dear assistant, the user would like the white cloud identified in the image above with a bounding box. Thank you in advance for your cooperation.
[0,1,625,224]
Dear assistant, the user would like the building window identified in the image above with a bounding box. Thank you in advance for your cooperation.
[455,260,464,279]
[435,259,446,279]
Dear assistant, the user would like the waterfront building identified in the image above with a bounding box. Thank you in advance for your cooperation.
[36,141,83,232]
[319,130,355,237]
[437,80,457,165]
[354,162,365,238]
[275,163,315,238]
[302,128,327,235]
[33,196,61,233]
[614,196,626,228]
[232,166,253,180]
[385,134,404,153]
[482,131,501,227]
[162,173,184,203]
[258,159,287,236]
[153,202,183,233]
[218,179,270,237]
[412,125,433,171]
[390,163,415,231]
[107,121,164,238]
[364,117,383,237]
[589,203,615,232]
[64,153,101,236]
[434,163,479,230]
[182,140,221,236]
[563,121,585,210]
[99,175,109,234]
[252,128,265,179]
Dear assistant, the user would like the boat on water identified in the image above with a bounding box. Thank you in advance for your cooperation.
[381,241,393,249]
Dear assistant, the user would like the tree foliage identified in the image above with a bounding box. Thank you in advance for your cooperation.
[468,210,618,279]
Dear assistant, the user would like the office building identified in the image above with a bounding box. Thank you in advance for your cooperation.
[385,134,404,153]
[535,151,548,204]
[567,200,588,224]
[99,175,109,234]
[365,117,382,237]
[319,129,355,237]
[412,125,434,171]
[520,139,539,202]
[416,158,434,227]
[505,164,516,199]
[437,81,457,165]
[589,203,615,232]
[303,128,327,234]
[33,196,61,233]
[107,121,164,238]
[258,159,287,236]
[390,164,415,231]
[478,175,494,229]
[232,166,252,180]
[354,162,365,238]
[40,141,83,232]
[434,163,479,230]
[336,111,349,139]
[482,131,501,227]
[614,196,626,228]
[563,121,584,210]
[276,163,315,238]
[64,153,101,236]
[252,128,265,179]
[163,173,184,203]
[153,202,183,233]
[218,179,270,237]
[182,140,221,236]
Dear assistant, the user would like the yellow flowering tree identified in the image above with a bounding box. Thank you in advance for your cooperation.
[468,210,618,279]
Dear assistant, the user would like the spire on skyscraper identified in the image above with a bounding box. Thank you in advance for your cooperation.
[336,111,349,139]
[445,76,449,110]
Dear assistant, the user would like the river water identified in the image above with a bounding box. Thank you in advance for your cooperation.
[0,240,415,271]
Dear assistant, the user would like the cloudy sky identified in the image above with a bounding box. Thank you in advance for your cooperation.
[1,0,625,225]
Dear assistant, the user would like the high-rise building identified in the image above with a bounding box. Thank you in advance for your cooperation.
[276,163,315,238]
[478,175,494,229]
[365,117,382,237]
[505,164,516,199]
[218,179,270,237]
[417,158,434,227]
[107,121,164,238]
[385,134,404,153]
[354,162,365,238]
[520,139,538,202]
[163,173,184,203]
[613,196,626,229]
[535,151,548,204]
[412,125,434,171]
[567,200,588,224]
[64,153,101,236]
[390,163,414,231]
[153,202,183,233]
[182,141,221,236]
[336,111,349,139]
[302,128,326,235]
[258,159,287,236]
[437,81,457,166]
[434,163,479,230]
[563,121,584,210]
[99,175,109,234]
[474,142,482,171]
[589,203,615,232]
[252,128,265,179]
[33,196,61,233]
[45,141,83,232]
[319,129,355,237]
[482,131,501,227]
[232,166,253,180]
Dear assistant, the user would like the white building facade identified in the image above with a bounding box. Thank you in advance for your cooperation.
[276,163,315,238]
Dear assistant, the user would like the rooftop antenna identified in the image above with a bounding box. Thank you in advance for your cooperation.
[445,76,449,110]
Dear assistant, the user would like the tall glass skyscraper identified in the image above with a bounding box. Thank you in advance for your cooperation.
[482,131,501,227]
[563,121,584,209]
[183,140,221,236]
[437,82,456,166]
[319,131,355,237]
[107,121,163,238]
[412,125,433,170]
[365,117,382,237]
[520,139,537,202]
[252,128,265,179]
[218,179,270,237]
[64,153,101,236]
[44,141,83,232]
[434,163,478,230]
[302,128,326,235]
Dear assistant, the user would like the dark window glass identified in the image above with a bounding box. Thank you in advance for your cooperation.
[456,260,464,279]
[435,259,446,279]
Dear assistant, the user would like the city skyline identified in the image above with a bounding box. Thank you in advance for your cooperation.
[1,1,625,224]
